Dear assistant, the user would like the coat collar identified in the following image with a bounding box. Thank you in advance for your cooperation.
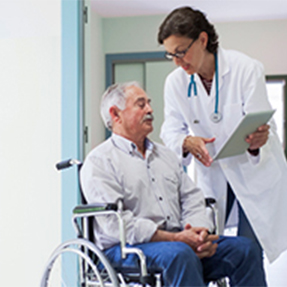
[217,47,230,91]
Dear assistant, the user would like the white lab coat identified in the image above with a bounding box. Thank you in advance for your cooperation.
[160,47,287,263]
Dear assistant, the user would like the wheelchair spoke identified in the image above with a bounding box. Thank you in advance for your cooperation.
[41,239,119,287]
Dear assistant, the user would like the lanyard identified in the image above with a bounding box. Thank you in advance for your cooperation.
[187,53,222,123]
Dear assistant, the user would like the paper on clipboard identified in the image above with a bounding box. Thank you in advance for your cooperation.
[213,109,276,160]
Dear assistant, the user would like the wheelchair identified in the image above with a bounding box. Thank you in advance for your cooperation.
[40,159,228,287]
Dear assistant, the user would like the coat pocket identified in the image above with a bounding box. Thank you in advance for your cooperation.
[238,150,281,195]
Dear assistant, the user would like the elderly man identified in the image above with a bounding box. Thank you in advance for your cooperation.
[80,82,266,286]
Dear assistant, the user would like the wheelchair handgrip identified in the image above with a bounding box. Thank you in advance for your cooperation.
[56,159,73,170]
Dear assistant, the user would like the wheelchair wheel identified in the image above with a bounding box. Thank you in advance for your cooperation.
[40,238,119,287]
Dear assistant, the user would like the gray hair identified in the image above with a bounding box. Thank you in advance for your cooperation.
[100,81,141,130]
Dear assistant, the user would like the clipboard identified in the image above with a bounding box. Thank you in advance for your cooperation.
[213,109,275,160]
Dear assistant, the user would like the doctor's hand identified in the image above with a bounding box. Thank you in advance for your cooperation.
[182,136,215,167]
[174,224,219,259]
[245,124,270,152]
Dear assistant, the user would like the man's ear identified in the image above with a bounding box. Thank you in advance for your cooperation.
[109,106,121,124]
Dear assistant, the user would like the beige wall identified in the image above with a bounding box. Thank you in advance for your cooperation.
[103,15,166,53]
[215,19,287,75]
[102,15,287,77]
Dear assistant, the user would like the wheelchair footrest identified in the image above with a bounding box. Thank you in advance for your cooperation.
[114,266,162,286]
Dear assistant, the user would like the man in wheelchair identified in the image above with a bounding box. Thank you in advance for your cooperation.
[80,82,267,286]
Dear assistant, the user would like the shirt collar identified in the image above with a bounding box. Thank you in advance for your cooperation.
[111,133,154,157]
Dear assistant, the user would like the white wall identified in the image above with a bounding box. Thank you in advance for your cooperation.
[0,1,61,286]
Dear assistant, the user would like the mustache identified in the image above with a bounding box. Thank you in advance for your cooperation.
[142,113,154,122]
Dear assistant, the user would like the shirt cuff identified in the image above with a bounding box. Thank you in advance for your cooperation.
[246,149,260,165]
[181,135,192,166]
[248,148,259,156]
[127,218,158,245]
[182,153,192,166]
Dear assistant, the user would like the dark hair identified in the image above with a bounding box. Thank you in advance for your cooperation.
[158,7,219,54]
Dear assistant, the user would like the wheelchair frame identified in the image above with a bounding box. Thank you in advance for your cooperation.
[41,159,162,287]
[41,159,228,287]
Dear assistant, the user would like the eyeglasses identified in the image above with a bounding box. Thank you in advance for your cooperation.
[165,38,197,60]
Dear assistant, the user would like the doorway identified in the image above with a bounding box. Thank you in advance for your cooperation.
[105,52,175,143]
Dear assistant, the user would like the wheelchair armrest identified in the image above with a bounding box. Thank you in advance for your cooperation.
[72,203,120,241]
[72,202,150,279]
[72,202,127,256]
[73,203,118,214]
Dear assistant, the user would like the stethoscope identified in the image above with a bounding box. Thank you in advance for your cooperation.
[187,53,222,123]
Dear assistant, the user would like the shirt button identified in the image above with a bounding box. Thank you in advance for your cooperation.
[159,197,163,201]
[151,178,155,182]
[167,216,170,220]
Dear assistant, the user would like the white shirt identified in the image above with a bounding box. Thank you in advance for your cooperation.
[160,47,287,262]
[80,133,213,250]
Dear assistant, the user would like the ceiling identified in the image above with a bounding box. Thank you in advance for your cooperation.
[90,0,287,22]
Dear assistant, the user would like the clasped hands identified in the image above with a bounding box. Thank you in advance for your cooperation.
[183,124,270,166]
[174,224,219,259]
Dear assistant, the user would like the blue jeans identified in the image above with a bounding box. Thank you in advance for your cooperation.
[104,236,267,286]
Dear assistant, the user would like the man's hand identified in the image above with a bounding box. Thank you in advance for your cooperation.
[245,124,270,151]
[151,224,219,259]
[174,224,219,259]
[183,136,215,167]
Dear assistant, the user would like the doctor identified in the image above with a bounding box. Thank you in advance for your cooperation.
[158,6,287,263]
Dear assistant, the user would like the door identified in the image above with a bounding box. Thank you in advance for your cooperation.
[111,55,175,143]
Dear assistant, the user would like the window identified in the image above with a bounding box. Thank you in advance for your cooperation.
[266,75,287,151]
